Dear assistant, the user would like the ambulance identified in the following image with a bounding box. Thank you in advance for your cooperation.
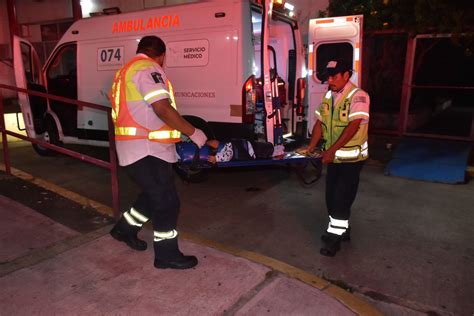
[13,0,306,156]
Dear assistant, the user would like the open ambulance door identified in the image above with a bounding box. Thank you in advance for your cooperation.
[306,15,363,137]
[258,0,285,155]
[260,0,276,146]
[13,35,59,155]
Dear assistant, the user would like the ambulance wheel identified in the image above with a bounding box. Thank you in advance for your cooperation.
[174,162,208,183]
[32,117,62,156]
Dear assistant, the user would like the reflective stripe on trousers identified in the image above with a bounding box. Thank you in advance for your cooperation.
[327,216,349,235]
[154,229,178,242]
[123,207,149,227]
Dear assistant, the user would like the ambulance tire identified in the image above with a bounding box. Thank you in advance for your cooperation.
[32,116,62,156]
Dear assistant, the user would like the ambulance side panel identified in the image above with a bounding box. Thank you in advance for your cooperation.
[59,1,253,133]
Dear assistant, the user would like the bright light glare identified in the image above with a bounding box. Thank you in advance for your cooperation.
[284,2,295,11]
[302,66,308,78]
[80,0,94,17]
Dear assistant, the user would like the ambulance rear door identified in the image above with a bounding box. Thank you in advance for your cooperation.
[13,35,45,139]
[306,15,363,136]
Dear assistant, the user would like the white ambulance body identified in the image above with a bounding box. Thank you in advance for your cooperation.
[13,0,307,155]
[306,15,364,136]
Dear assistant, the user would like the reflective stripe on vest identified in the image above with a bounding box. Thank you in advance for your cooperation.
[110,56,181,143]
[335,141,368,161]
[114,127,181,141]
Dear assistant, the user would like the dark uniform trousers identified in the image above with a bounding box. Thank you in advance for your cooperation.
[125,155,179,233]
[325,161,364,220]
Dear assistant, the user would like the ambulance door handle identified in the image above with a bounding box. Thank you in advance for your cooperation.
[267,110,277,119]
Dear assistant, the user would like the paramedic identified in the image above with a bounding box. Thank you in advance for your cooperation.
[305,59,370,257]
[109,36,207,269]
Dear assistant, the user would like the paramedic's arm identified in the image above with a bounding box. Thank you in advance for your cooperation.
[151,99,195,135]
[322,119,362,164]
[307,120,322,152]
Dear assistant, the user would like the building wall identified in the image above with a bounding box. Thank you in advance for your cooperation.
[15,0,72,24]
[291,0,328,41]
[0,0,10,54]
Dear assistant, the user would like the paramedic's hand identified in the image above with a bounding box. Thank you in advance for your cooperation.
[296,146,314,156]
[189,128,207,148]
[322,149,336,164]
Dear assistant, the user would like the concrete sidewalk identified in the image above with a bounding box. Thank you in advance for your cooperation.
[0,193,381,315]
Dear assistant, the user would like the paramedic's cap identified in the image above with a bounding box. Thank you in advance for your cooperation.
[136,36,166,56]
[325,59,352,76]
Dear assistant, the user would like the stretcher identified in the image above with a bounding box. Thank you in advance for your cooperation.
[184,151,320,168]
[175,143,323,184]
[176,140,321,167]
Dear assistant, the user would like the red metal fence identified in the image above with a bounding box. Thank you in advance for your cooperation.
[0,83,120,218]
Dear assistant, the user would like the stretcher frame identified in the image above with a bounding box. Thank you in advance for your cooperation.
[177,150,321,169]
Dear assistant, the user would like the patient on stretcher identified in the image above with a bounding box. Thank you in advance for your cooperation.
[176,139,274,164]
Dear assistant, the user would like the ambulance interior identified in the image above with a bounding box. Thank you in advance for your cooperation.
[45,44,78,138]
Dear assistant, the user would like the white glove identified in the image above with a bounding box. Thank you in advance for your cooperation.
[189,128,207,148]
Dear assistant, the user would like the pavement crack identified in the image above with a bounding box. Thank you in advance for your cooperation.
[223,270,278,315]
[0,225,112,278]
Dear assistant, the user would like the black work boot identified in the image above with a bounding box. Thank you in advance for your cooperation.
[321,226,351,242]
[320,233,342,257]
[110,217,147,251]
[153,238,198,269]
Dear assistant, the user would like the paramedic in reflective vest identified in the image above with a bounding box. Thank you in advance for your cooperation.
[109,36,207,269]
[306,58,370,257]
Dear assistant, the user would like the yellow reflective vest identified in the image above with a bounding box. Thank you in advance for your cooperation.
[110,55,181,143]
[318,85,369,163]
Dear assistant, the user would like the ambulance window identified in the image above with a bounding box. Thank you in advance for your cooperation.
[20,43,38,84]
[315,43,353,82]
[46,44,77,99]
